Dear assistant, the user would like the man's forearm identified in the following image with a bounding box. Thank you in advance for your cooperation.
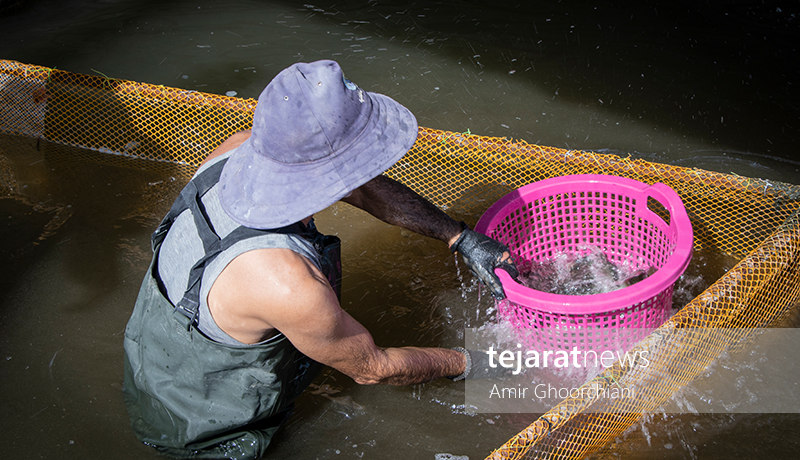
[354,347,466,385]
[341,175,464,246]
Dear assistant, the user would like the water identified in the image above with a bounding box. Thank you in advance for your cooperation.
[519,245,654,296]
[590,306,800,460]
[2,0,799,458]
[0,136,517,459]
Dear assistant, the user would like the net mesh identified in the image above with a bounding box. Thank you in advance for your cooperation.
[2,59,799,460]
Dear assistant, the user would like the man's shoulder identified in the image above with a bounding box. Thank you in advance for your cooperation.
[208,246,331,343]
[216,247,326,303]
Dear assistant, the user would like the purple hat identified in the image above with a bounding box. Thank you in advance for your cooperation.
[219,60,418,229]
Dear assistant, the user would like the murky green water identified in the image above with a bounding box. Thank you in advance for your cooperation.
[2,0,799,459]
[0,135,524,459]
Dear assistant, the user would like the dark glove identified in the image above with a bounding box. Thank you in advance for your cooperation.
[449,347,512,381]
[449,224,519,299]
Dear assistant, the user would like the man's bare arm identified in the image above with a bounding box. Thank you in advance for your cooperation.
[342,175,465,247]
[341,174,518,299]
[208,248,466,385]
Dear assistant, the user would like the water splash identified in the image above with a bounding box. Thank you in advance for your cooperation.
[519,245,654,296]
[435,453,469,460]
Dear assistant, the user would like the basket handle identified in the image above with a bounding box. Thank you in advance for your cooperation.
[642,182,681,229]
[641,182,694,284]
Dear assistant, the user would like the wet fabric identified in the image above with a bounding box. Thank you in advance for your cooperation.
[156,151,322,346]
[123,158,342,459]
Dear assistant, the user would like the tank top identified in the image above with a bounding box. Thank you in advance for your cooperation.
[156,151,320,345]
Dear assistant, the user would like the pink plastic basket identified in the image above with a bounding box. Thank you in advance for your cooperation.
[475,174,693,352]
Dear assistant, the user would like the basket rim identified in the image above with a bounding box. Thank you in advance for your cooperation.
[476,174,694,315]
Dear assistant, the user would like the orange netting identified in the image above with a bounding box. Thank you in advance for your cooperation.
[2,59,798,460]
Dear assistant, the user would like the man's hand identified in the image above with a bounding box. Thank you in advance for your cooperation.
[449,226,519,299]
[450,347,513,380]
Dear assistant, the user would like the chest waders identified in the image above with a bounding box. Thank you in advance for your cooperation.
[122,159,342,459]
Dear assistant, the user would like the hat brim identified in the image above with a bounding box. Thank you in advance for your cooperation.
[219,91,418,229]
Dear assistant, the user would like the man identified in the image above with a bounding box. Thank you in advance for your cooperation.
[123,60,517,459]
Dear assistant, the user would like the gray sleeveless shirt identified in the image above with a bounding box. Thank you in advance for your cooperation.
[157,150,321,345]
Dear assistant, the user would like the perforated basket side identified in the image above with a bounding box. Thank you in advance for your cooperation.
[501,286,675,352]
[476,175,693,317]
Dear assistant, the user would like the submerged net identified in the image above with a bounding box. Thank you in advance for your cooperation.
[2,59,799,459]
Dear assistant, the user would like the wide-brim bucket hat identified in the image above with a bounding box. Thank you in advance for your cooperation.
[219,60,418,229]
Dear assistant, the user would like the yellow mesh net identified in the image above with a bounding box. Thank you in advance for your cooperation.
[2,59,799,460]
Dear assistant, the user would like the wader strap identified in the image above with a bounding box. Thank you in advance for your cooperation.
[151,158,319,330]
[152,160,226,251]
